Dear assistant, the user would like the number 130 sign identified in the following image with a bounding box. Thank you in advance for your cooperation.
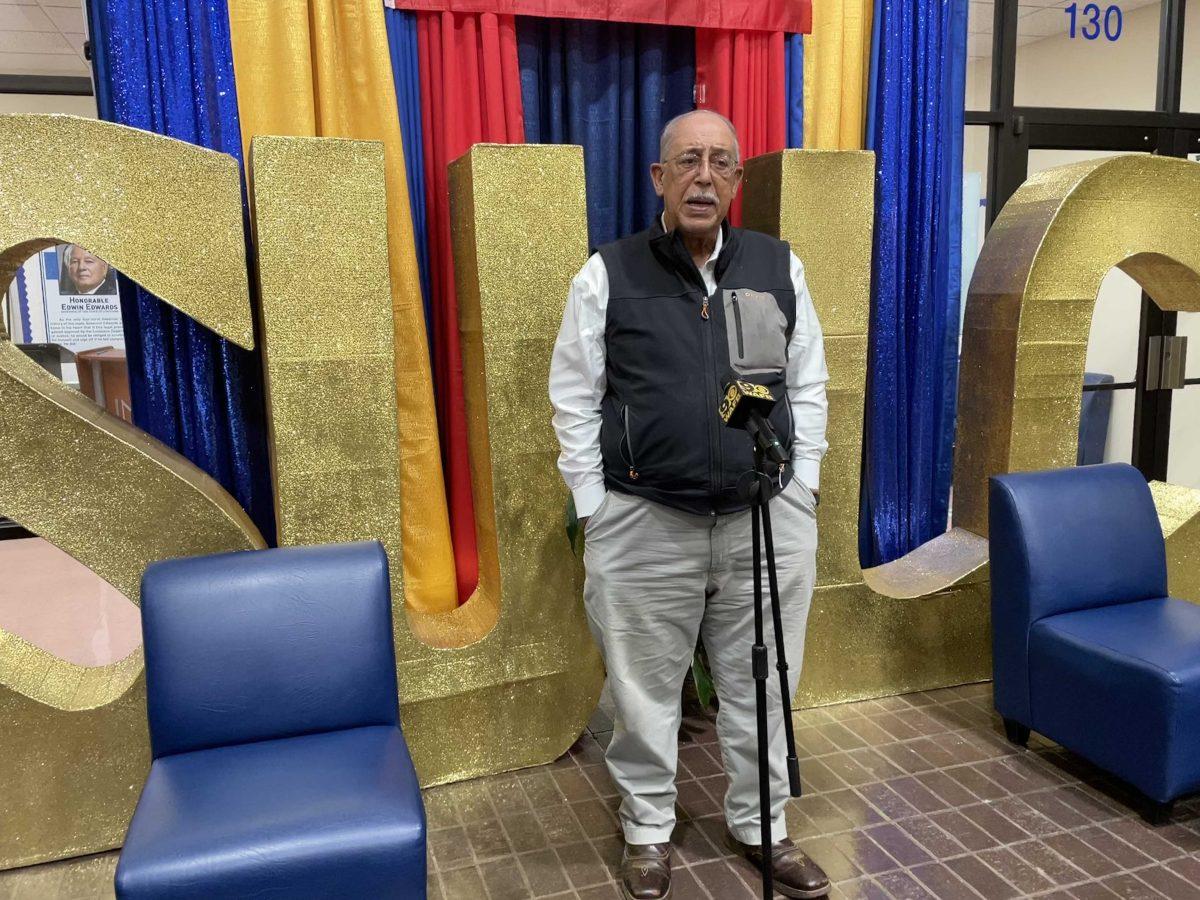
[1065,2,1123,41]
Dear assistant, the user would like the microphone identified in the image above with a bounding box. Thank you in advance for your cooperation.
[718,378,788,468]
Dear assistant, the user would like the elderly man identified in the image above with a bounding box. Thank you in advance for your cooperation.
[60,244,118,295]
[549,110,830,899]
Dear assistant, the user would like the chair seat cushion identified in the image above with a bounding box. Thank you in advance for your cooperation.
[1029,597,1200,802]
[115,725,425,899]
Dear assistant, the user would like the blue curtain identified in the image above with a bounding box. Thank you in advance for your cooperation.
[784,34,804,148]
[87,0,276,542]
[385,7,433,335]
[517,17,695,248]
[860,0,967,566]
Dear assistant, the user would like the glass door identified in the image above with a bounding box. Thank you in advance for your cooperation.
[1166,309,1200,488]
[1166,132,1200,487]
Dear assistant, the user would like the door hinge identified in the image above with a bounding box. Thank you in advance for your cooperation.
[1146,335,1188,391]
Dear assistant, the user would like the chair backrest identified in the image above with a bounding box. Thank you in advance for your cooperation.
[988,463,1167,721]
[140,541,399,758]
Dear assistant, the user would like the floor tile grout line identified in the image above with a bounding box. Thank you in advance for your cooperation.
[833,838,1178,900]
[432,783,1193,872]
[429,685,1200,900]
[437,803,1195,879]
[786,733,1155,820]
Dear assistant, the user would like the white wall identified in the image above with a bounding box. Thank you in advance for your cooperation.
[967,2,1198,112]
[1015,2,1161,109]
[0,91,95,116]
[1169,312,1200,488]
[1188,5,1200,112]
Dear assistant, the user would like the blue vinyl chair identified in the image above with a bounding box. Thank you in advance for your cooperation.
[990,464,1200,823]
[115,541,426,898]
[1077,372,1114,465]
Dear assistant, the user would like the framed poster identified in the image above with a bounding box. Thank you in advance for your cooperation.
[7,244,124,353]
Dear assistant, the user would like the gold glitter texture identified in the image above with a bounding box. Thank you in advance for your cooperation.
[0,114,254,348]
[254,139,603,784]
[797,578,991,706]
[744,151,992,705]
[861,529,991,600]
[382,144,604,783]
[744,149,872,589]
[228,0,460,615]
[956,155,1200,536]
[1150,481,1200,602]
[391,143,605,784]
[251,135,406,598]
[0,846,117,896]
[0,115,266,868]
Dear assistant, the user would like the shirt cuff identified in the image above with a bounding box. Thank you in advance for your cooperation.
[572,481,608,519]
[793,458,821,492]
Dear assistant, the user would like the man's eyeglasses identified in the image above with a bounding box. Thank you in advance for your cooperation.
[667,151,739,179]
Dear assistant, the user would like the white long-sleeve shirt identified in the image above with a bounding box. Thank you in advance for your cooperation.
[549,226,829,518]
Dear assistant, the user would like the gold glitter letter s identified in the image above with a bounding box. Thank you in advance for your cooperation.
[0,115,265,867]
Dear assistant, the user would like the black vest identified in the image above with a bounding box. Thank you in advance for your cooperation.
[597,219,797,515]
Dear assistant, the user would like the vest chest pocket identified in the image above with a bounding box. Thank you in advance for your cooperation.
[723,288,788,375]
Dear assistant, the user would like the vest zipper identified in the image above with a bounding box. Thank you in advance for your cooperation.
[623,405,639,480]
[784,393,794,464]
[699,290,719,511]
[731,291,744,358]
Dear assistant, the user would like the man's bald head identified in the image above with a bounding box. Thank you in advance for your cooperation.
[659,110,740,163]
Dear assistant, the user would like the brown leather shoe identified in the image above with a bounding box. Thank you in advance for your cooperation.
[726,832,830,899]
[621,842,671,900]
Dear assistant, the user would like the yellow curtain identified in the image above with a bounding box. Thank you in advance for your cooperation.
[228,0,458,613]
[803,0,874,150]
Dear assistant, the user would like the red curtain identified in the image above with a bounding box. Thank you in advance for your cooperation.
[391,0,810,34]
[418,10,525,602]
[694,29,787,226]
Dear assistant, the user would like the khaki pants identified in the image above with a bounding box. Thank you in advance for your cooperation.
[582,477,818,845]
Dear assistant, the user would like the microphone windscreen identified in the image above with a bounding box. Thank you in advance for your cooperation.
[719,379,776,427]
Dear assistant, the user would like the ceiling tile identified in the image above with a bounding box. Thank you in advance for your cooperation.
[41,2,81,32]
[0,47,86,75]
[0,3,54,31]
[1018,5,1076,38]
[60,29,83,58]
[0,28,70,52]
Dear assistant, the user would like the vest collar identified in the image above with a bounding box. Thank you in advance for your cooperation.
[649,215,739,290]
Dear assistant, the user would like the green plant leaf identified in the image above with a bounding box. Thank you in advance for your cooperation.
[692,646,717,712]
[565,494,584,557]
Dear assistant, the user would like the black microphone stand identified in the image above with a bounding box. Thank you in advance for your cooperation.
[743,445,804,900]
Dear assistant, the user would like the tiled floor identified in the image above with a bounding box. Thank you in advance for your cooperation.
[5,680,1200,899]
[424,681,1200,900]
